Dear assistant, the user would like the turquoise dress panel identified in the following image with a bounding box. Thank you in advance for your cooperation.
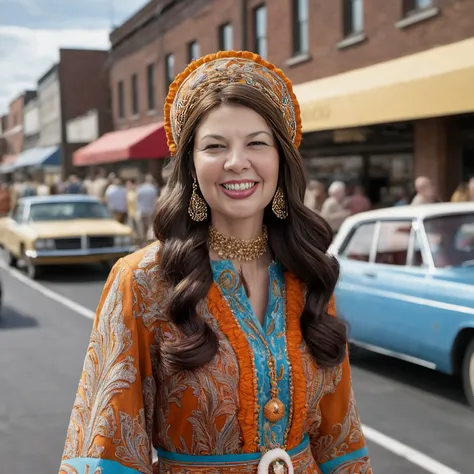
[210,260,291,450]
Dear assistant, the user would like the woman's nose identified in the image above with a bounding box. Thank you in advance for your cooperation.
[224,147,250,172]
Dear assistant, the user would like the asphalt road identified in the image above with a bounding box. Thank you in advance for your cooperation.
[0,263,473,474]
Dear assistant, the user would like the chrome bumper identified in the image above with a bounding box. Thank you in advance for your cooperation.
[25,246,134,259]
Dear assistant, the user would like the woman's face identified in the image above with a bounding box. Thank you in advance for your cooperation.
[193,104,279,224]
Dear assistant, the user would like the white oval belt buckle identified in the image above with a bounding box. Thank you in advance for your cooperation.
[258,448,294,474]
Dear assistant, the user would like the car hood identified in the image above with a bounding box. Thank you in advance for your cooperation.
[26,219,131,238]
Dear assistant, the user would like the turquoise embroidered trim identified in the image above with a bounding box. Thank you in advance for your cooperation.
[60,458,141,474]
[210,260,290,450]
[318,447,370,474]
[157,434,309,464]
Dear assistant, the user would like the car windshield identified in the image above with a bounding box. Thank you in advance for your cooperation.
[423,212,474,268]
[29,201,111,221]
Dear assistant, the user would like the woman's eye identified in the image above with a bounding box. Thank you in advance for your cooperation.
[205,144,225,150]
[249,141,267,146]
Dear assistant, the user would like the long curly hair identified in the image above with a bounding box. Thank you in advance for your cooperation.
[154,84,346,371]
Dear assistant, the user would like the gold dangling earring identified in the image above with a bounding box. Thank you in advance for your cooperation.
[188,178,208,222]
[272,187,288,219]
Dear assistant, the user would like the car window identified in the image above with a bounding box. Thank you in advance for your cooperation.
[375,220,412,266]
[341,223,376,262]
[29,202,111,221]
[12,204,25,223]
[424,212,474,268]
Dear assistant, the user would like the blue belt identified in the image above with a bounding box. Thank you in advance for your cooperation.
[157,435,309,465]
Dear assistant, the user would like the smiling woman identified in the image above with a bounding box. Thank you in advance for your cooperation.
[58,51,372,474]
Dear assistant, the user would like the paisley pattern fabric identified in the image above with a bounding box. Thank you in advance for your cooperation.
[59,242,372,474]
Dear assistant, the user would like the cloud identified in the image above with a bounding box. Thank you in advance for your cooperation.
[0,26,110,113]
[0,0,149,115]
[0,0,147,29]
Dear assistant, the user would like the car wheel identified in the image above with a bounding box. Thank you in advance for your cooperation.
[462,338,474,409]
[21,250,41,280]
[5,249,18,267]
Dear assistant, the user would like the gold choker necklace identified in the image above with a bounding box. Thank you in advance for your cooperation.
[208,225,268,262]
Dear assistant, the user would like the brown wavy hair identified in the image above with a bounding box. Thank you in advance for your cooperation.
[154,84,346,371]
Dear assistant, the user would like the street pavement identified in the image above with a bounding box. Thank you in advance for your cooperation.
[0,263,473,474]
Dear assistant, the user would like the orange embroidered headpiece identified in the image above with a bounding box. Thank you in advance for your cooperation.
[164,50,302,156]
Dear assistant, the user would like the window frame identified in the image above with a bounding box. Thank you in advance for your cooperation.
[165,53,175,92]
[131,73,139,116]
[343,0,364,37]
[188,40,200,63]
[292,0,309,55]
[403,0,433,16]
[146,63,155,111]
[218,23,233,51]
[117,80,125,119]
[373,219,416,267]
[339,220,378,263]
[406,223,428,268]
[253,4,268,58]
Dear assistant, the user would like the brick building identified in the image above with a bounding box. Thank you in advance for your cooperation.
[77,0,474,201]
[2,91,36,156]
[12,48,112,180]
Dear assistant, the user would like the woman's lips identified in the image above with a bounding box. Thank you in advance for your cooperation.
[220,182,259,200]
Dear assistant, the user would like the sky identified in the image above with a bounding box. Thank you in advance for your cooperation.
[0,0,150,115]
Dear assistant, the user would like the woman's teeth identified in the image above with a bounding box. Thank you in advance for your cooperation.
[222,182,256,191]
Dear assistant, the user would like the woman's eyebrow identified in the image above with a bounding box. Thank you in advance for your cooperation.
[247,131,272,138]
[200,134,226,141]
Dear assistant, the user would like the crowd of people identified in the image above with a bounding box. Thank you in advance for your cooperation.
[1,167,472,244]
[0,167,161,245]
[304,175,474,233]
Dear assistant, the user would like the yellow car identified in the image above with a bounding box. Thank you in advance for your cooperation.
[0,195,134,279]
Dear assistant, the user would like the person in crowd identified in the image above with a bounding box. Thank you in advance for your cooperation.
[63,174,85,194]
[90,168,110,202]
[58,50,371,474]
[450,182,470,202]
[346,184,371,215]
[321,180,350,232]
[136,173,158,243]
[394,186,411,206]
[104,176,128,223]
[125,178,138,238]
[82,174,94,195]
[36,177,51,196]
[468,177,474,201]
[20,175,37,198]
[304,179,326,213]
[411,176,436,205]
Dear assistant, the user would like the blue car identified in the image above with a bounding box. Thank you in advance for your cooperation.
[329,202,474,408]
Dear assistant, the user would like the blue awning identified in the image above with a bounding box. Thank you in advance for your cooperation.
[14,146,60,169]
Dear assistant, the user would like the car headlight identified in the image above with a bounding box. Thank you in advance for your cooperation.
[114,235,132,247]
[35,238,55,250]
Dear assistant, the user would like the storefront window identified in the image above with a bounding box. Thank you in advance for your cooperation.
[305,155,364,186]
[368,154,413,207]
[303,153,413,208]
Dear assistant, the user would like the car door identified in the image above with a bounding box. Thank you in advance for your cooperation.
[366,219,433,358]
[406,215,474,372]
[335,220,379,343]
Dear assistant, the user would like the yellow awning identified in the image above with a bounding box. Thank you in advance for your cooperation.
[294,37,474,133]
